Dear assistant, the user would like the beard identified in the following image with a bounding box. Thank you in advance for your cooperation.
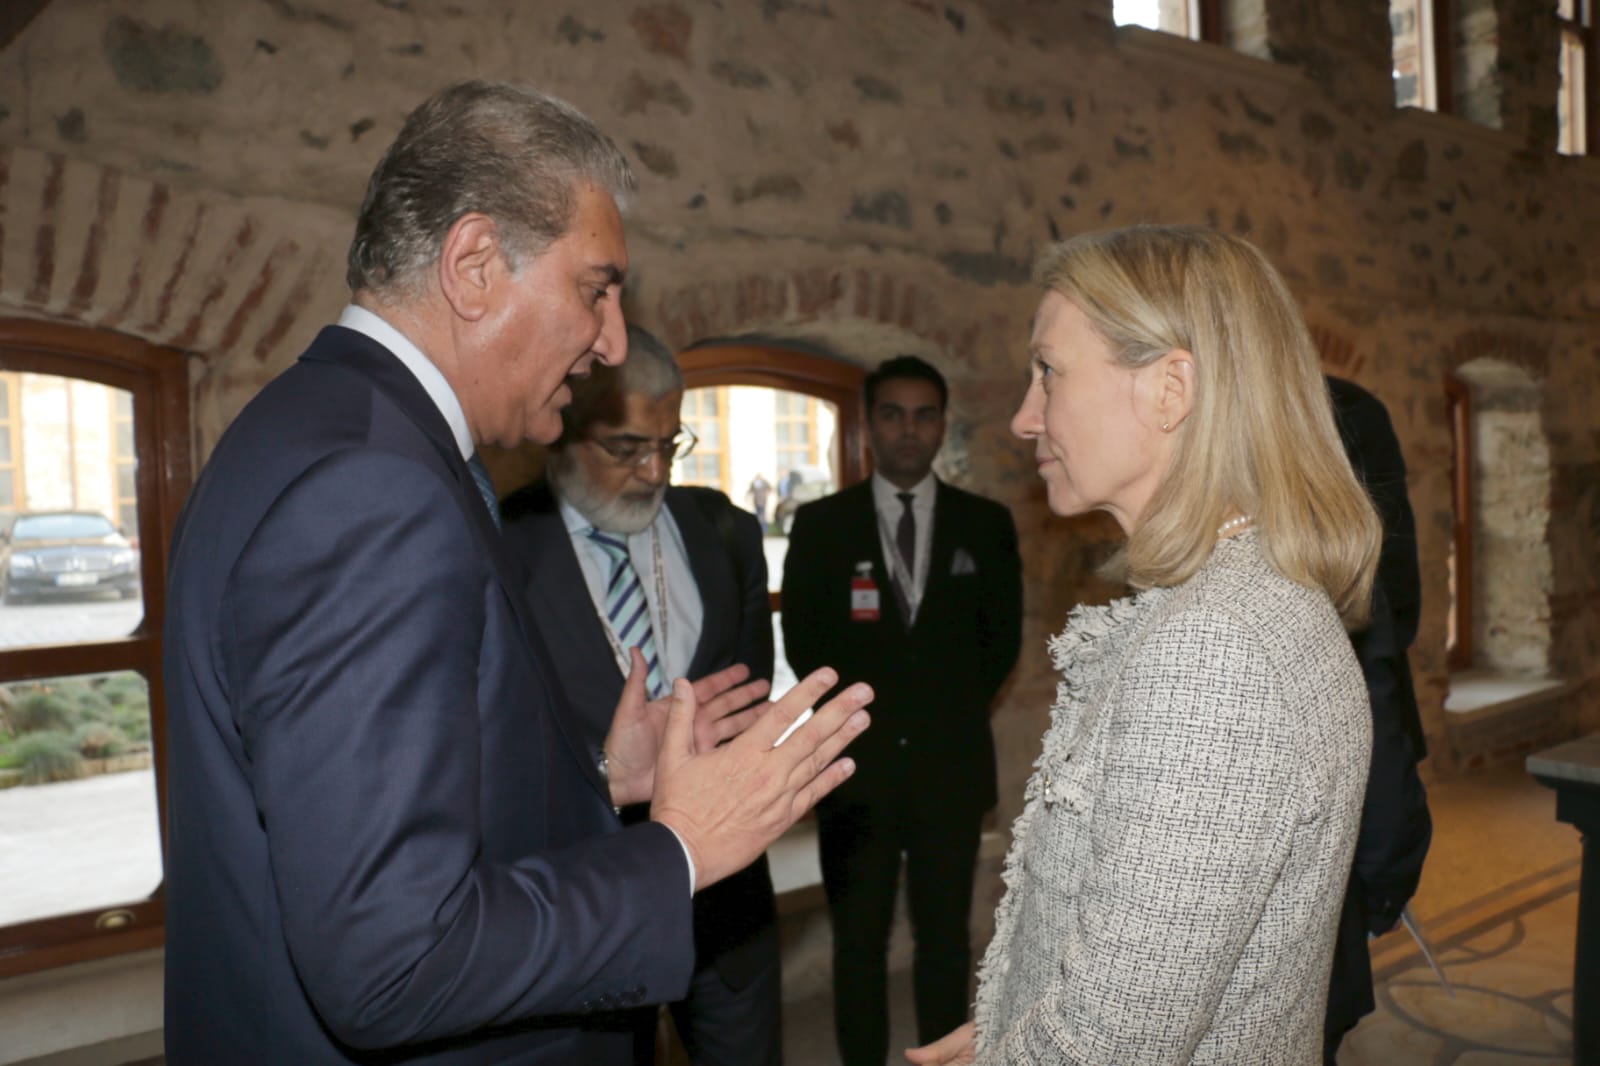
[550,453,666,535]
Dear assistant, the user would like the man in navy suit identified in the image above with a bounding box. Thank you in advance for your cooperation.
[501,326,783,1065]
[782,356,1022,1066]
[162,81,870,1065]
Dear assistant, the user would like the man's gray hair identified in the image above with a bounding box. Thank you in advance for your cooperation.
[556,325,685,446]
[346,81,636,297]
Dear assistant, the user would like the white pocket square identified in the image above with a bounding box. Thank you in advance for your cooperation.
[951,548,978,575]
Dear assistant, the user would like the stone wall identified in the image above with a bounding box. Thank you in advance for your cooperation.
[2,0,1599,804]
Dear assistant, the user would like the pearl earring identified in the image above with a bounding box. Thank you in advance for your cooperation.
[1161,421,1171,432]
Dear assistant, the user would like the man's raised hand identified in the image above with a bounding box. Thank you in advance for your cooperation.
[650,667,871,890]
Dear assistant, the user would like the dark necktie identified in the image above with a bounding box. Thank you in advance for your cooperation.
[467,453,501,530]
[894,492,916,622]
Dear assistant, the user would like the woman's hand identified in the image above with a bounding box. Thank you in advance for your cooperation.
[905,1021,977,1064]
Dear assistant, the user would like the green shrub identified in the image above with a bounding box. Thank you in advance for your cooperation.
[9,731,84,784]
[99,673,149,708]
[8,689,76,735]
[74,722,131,759]
[112,703,152,743]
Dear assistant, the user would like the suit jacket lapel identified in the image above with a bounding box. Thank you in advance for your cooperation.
[917,480,958,632]
[667,491,733,679]
[515,486,625,745]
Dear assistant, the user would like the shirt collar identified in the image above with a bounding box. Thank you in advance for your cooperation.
[337,304,474,461]
[871,470,936,510]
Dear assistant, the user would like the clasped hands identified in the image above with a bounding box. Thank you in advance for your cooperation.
[603,649,872,890]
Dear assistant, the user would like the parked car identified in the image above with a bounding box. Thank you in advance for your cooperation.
[0,511,141,605]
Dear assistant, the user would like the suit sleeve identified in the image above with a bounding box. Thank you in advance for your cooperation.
[1347,586,1431,933]
[779,502,830,680]
[729,504,776,684]
[983,611,1302,1063]
[977,501,1024,706]
[225,449,692,1049]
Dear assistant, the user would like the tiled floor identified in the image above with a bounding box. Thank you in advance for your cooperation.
[784,762,1583,1065]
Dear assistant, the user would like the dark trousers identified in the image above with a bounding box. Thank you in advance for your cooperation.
[632,922,783,1066]
[818,799,983,1066]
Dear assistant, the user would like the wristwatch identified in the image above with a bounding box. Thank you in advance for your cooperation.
[596,749,620,815]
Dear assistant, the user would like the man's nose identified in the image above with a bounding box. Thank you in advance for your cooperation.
[635,449,669,484]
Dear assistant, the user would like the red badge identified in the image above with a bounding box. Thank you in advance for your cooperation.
[850,562,880,622]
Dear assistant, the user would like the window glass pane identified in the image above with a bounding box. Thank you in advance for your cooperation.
[116,420,134,457]
[0,470,10,507]
[0,379,10,419]
[1114,0,1193,36]
[1559,28,1588,155]
[1391,0,1431,109]
[0,376,143,647]
[680,384,841,590]
[0,671,161,925]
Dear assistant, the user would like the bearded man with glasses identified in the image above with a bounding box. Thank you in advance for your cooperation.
[501,324,783,1066]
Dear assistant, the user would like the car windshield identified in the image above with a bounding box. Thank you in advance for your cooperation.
[12,514,118,541]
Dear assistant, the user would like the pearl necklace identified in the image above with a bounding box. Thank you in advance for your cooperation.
[1216,514,1253,537]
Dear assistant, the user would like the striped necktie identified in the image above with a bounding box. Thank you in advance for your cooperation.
[466,453,501,531]
[586,529,667,698]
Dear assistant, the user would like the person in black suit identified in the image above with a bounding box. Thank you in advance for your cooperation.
[161,81,871,1066]
[781,356,1023,1066]
[500,326,783,1066]
[1323,374,1432,1062]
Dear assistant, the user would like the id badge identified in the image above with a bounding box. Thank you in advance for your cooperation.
[850,562,880,622]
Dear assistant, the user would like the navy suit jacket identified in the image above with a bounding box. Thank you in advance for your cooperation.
[499,481,779,988]
[780,479,1022,815]
[162,326,694,1064]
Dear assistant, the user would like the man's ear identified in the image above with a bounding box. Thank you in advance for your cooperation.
[436,213,503,322]
[1150,348,1196,432]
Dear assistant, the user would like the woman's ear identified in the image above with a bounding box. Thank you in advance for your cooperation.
[1151,348,1195,432]
[436,213,502,322]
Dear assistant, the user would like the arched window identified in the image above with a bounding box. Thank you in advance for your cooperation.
[0,318,191,977]
[677,343,867,690]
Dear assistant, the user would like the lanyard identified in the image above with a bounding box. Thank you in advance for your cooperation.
[590,524,671,682]
[873,502,922,622]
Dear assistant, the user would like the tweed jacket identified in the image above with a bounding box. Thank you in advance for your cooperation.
[974,532,1371,1065]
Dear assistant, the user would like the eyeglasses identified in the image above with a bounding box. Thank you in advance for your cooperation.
[585,424,699,467]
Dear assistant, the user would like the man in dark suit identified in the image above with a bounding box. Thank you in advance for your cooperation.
[781,356,1023,1066]
[500,326,783,1066]
[1324,375,1432,1063]
[161,81,871,1066]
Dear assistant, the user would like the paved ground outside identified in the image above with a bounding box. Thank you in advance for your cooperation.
[0,770,162,927]
[0,598,144,652]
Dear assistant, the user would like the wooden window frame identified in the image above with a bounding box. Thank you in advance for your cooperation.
[1445,374,1474,671]
[0,318,191,978]
[679,344,868,611]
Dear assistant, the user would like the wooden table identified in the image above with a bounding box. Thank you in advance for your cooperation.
[1527,732,1600,1062]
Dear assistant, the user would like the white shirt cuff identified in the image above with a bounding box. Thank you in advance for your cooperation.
[661,824,697,895]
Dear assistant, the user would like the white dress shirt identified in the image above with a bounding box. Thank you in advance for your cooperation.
[338,304,473,461]
[871,470,936,622]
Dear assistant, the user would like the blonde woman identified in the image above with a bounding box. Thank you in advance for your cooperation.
[908,225,1380,1065]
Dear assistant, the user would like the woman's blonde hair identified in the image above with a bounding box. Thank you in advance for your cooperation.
[1034,224,1380,629]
